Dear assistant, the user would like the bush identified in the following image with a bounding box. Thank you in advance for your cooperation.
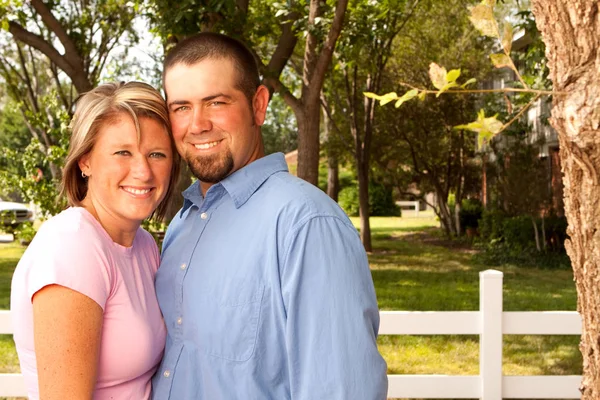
[369,183,400,216]
[14,221,37,245]
[338,183,400,217]
[338,186,359,216]
[459,198,483,229]
[502,215,536,250]
[479,209,506,241]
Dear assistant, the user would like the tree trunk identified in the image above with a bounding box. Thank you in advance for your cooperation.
[296,103,321,185]
[531,0,600,396]
[327,155,339,201]
[531,215,541,252]
[357,158,372,252]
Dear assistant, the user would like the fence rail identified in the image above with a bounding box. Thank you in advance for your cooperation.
[0,270,582,399]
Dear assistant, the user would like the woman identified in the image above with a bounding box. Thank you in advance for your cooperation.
[10,81,180,400]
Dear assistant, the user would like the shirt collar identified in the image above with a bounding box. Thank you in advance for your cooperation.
[181,152,288,213]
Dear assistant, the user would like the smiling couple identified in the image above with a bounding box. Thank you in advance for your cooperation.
[11,33,388,400]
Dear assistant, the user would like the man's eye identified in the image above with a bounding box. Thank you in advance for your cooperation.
[173,106,190,112]
[210,101,224,106]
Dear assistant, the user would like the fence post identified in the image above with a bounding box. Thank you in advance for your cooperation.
[480,269,503,400]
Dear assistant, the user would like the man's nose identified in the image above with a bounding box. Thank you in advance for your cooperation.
[190,108,212,134]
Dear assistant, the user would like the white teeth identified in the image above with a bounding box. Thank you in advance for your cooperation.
[194,141,220,150]
[123,187,151,195]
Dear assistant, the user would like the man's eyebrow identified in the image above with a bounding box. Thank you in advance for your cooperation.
[167,99,189,108]
[203,93,232,101]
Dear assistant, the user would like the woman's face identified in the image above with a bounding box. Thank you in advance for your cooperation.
[78,114,173,229]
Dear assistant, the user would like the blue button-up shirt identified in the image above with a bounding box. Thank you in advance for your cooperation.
[152,153,387,399]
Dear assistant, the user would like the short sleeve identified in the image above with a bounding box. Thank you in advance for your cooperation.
[23,224,114,311]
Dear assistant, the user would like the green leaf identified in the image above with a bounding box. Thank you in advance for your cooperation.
[364,92,383,100]
[460,78,477,88]
[469,3,498,38]
[454,109,503,143]
[446,69,461,84]
[490,53,512,69]
[379,92,398,106]
[394,89,419,108]
[275,9,287,18]
[437,82,458,97]
[429,62,447,90]
[418,91,427,101]
[502,23,513,54]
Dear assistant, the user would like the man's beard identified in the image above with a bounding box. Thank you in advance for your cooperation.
[186,150,234,183]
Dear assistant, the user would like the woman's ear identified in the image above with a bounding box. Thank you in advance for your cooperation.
[78,153,91,177]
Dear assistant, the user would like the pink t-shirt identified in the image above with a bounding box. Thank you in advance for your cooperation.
[10,207,166,400]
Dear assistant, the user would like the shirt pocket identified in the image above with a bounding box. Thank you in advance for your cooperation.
[191,279,265,362]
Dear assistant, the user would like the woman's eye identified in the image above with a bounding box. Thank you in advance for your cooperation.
[114,150,131,156]
[150,152,167,159]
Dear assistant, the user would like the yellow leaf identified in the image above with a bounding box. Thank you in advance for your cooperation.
[446,69,461,84]
[379,92,398,106]
[490,53,512,69]
[469,3,498,38]
[418,91,427,101]
[394,89,419,108]
[460,78,477,88]
[363,92,383,100]
[436,82,458,97]
[502,23,513,54]
[429,62,447,90]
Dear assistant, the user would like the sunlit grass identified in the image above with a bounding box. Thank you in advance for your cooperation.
[0,216,582,383]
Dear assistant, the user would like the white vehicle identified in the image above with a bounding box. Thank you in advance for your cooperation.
[0,199,34,229]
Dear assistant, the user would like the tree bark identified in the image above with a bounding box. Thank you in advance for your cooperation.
[530,0,600,396]
[295,0,349,185]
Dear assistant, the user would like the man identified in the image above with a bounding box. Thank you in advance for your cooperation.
[152,32,388,400]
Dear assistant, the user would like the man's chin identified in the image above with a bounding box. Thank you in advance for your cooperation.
[187,154,234,183]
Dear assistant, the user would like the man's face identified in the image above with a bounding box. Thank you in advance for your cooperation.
[164,58,268,193]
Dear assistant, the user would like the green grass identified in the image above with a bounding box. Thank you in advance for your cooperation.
[351,215,581,378]
[0,216,582,386]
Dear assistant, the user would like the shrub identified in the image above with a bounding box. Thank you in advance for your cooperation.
[478,209,506,241]
[502,215,536,250]
[338,186,360,216]
[459,198,483,229]
[338,183,400,217]
[369,183,400,217]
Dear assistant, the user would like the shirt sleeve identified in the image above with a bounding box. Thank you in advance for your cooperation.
[281,215,388,400]
[24,228,114,311]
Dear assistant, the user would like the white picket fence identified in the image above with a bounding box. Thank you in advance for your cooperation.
[0,269,582,399]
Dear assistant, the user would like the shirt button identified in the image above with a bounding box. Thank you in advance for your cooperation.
[200,212,208,219]
[163,370,170,378]
[177,317,183,325]
[180,263,186,270]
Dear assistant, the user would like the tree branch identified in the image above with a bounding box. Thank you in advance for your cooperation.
[8,21,91,92]
[30,0,82,64]
[262,11,300,96]
[308,0,349,103]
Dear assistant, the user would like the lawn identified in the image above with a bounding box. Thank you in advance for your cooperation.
[351,215,580,378]
[0,215,581,391]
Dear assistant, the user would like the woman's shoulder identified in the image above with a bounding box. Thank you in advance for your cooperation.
[35,207,107,248]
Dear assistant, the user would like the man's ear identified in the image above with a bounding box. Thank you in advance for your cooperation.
[253,85,270,126]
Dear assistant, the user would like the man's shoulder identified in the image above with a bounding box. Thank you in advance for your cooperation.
[257,171,349,220]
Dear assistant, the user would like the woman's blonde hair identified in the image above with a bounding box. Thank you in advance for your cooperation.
[60,81,180,221]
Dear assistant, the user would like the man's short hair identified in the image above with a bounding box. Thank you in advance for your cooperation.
[163,33,261,104]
